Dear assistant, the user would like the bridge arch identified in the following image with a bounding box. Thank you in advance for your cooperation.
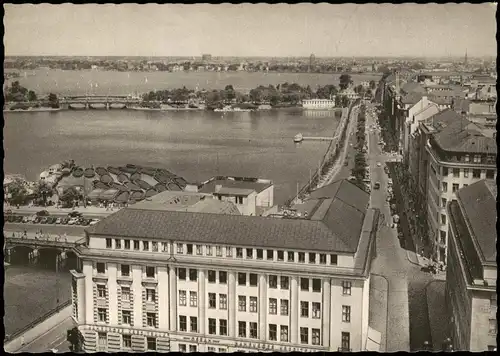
[8,245,34,265]
[63,250,79,272]
[38,247,63,270]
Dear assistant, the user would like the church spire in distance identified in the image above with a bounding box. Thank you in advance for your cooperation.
[464,48,468,65]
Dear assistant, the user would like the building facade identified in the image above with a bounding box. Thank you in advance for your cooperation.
[446,180,497,351]
[302,98,336,110]
[70,180,378,353]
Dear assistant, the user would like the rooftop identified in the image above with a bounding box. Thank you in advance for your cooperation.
[456,180,497,264]
[87,179,369,254]
[198,176,273,195]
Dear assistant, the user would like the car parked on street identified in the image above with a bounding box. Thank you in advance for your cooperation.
[68,218,79,225]
[68,211,82,218]
[374,182,381,190]
[37,210,50,217]
[89,219,100,226]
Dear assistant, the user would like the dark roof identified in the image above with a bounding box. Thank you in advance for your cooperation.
[308,179,369,213]
[456,180,497,263]
[401,82,426,95]
[401,92,424,105]
[452,98,471,113]
[432,120,497,154]
[199,178,272,194]
[425,109,465,130]
[88,179,369,253]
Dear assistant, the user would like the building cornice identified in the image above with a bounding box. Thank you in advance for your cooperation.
[426,145,496,169]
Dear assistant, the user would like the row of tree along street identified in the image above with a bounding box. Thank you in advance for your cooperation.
[141,75,377,109]
[350,105,369,192]
[4,81,60,109]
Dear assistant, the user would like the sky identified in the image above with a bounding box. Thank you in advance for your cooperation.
[4,3,497,57]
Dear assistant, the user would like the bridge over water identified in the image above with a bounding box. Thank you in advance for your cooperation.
[59,95,146,109]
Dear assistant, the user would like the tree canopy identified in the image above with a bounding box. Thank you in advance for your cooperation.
[339,74,353,90]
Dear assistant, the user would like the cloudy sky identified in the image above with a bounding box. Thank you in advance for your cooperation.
[4,3,497,57]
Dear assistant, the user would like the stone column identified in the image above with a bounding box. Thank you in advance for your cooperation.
[228,271,237,338]
[259,274,267,341]
[290,276,299,344]
[322,278,331,348]
[169,266,177,332]
[198,269,206,334]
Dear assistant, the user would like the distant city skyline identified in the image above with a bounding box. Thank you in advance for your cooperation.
[4,3,497,57]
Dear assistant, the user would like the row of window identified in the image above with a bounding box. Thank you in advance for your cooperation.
[441,166,495,178]
[97,332,157,351]
[440,181,469,194]
[103,239,340,266]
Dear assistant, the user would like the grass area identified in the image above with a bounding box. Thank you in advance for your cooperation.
[4,265,72,336]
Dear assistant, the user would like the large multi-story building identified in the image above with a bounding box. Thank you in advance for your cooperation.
[423,111,497,263]
[70,179,378,352]
[445,180,497,351]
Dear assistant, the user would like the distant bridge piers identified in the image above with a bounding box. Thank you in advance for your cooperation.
[60,95,142,110]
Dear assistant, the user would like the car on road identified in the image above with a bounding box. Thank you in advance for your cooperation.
[14,215,24,223]
[388,179,393,186]
[80,218,90,226]
[89,219,100,226]
[40,217,49,224]
[376,162,382,167]
[374,182,381,190]
[37,210,50,216]
[55,217,62,224]
[61,217,70,225]
[68,211,83,218]
[22,216,30,223]
[48,216,57,224]
[68,217,79,225]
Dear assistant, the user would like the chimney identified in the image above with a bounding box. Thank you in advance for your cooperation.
[215,184,222,193]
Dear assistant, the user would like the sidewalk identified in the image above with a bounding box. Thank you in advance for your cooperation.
[369,274,388,352]
[425,280,448,351]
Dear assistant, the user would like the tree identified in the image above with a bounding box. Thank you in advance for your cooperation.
[369,80,376,90]
[33,180,53,206]
[339,74,353,90]
[60,186,80,208]
[48,93,59,108]
[67,327,84,352]
[26,90,37,102]
[5,178,29,206]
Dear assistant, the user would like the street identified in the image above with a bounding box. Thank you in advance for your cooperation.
[15,315,75,353]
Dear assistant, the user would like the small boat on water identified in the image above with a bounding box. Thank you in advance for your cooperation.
[294,133,304,143]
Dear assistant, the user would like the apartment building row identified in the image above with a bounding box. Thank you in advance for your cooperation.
[70,179,379,352]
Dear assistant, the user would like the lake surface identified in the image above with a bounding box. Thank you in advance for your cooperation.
[4,109,339,204]
[10,69,382,96]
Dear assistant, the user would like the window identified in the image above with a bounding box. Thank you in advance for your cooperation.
[238,296,246,312]
[146,266,155,278]
[246,248,253,258]
[239,321,247,337]
[147,312,157,327]
[269,298,278,314]
[236,196,244,204]
[441,198,447,208]
[486,170,495,179]
[269,324,277,341]
[452,183,459,193]
[189,269,197,281]
[441,214,447,225]
[97,284,106,298]
[489,319,497,334]
[120,264,130,277]
[115,239,121,249]
[342,281,352,295]
[216,246,222,256]
[146,288,156,302]
[219,294,227,310]
[257,249,263,259]
[96,262,106,274]
[312,302,321,319]
[331,254,338,265]
[287,251,295,262]
[452,168,459,177]
[189,345,197,352]
[219,348,226,353]
[442,167,448,176]
[98,332,107,348]
[238,273,247,286]
[179,344,187,352]
[463,168,469,178]
[208,318,216,334]
[219,271,227,284]
[342,305,351,322]
[473,169,481,178]
[121,286,131,301]
[249,273,258,286]
[219,319,228,336]
[312,279,321,292]
[312,329,321,345]
[298,252,305,263]
[301,278,309,291]
[196,245,202,255]
[473,155,481,163]
[190,316,198,332]
[177,244,184,254]
[133,240,140,250]
[277,250,284,261]
[301,301,309,317]
[309,253,316,264]
[249,297,258,312]
[98,308,107,322]
[189,291,197,307]
[207,293,216,308]
[179,315,187,331]
[206,270,216,283]
[236,248,243,258]
[146,337,156,351]
[249,322,258,339]
[179,290,187,306]
[280,276,289,290]
[267,250,274,260]
[440,230,447,244]
[106,238,112,248]
[122,310,131,325]
[124,240,131,250]
[269,275,278,288]
[186,244,193,255]
[280,325,289,342]
[142,241,149,251]
[152,241,158,252]
[122,334,131,349]
[300,327,308,344]
[226,247,233,257]
[341,332,351,351]
[280,299,289,316]
[320,254,327,264]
